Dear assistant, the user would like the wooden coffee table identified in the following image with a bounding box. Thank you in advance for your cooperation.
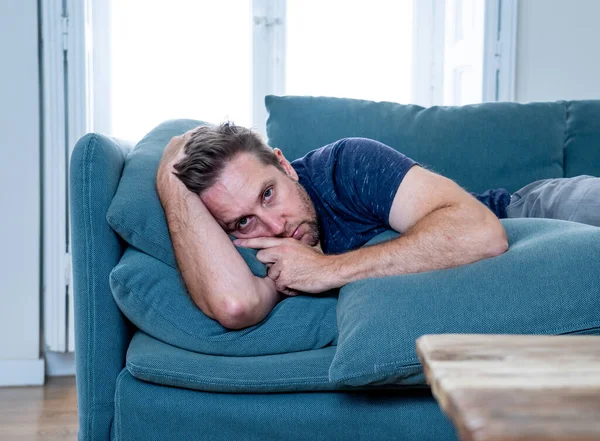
[416,334,600,441]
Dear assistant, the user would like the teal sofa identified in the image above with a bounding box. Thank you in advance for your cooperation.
[70,96,600,441]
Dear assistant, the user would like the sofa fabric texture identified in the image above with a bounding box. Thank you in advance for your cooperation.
[126,331,354,393]
[563,100,600,177]
[113,368,457,441]
[70,134,135,441]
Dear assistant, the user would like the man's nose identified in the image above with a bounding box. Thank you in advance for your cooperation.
[264,214,286,236]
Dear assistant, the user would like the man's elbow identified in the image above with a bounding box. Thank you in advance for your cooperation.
[484,221,509,258]
[187,277,271,329]
[211,296,263,330]
[188,289,252,330]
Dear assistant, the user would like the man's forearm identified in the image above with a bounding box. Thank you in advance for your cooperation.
[328,204,508,286]
[157,174,280,328]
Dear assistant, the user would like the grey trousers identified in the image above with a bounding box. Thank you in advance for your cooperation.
[506,175,600,227]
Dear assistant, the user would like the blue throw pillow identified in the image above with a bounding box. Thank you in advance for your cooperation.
[110,246,338,356]
[106,119,266,276]
[329,218,600,386]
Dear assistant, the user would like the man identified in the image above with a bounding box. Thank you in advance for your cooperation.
[156,122,599,330]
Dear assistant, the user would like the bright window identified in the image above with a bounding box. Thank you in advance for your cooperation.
[110,0,253,141]
[108,0,414,141]
[93,0,517,142]
[285,0,413,103]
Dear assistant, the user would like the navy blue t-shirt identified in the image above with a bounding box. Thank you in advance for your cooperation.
[290,137,510,255]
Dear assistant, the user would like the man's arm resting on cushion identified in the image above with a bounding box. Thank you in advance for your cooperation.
[328,165,509,285]
[237,165,509,293]
[156,137,281,329]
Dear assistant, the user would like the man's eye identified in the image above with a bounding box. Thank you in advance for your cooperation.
[264,187,273,200]
[238,217,248,229]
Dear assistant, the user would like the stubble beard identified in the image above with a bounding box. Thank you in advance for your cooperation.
[294,181,320,247]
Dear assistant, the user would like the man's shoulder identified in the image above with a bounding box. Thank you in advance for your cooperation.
[291,138,343,162]
[291,137,394,193]
[291,137,383,168]
[290,139,337,173]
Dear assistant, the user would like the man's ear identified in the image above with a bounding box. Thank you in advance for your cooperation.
[273,148,298,180]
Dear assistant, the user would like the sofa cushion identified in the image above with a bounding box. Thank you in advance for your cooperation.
[125,331,355,393]
[105,119,267,277]
[329,218,600,387]
[563,100,600,178]
[109,246,338,356]
[265,95,565,194]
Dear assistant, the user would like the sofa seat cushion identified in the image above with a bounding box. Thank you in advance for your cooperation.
[329,218,600,387]
[126,331,380,393]
[110,246,338,356]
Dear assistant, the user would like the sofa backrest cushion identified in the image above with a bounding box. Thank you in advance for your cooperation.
[110,246,337,356]
[563,100,600,178]
[265,95,572,194]
[106,119,267,277]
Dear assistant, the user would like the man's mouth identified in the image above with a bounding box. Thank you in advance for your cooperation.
[292,224,302,240]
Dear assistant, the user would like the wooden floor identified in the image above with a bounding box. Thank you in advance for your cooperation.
[0,376,78,441]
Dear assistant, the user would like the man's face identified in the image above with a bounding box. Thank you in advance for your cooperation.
[200,150,320,247]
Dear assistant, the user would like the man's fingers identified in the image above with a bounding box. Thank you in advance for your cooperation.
[267,262,282,281]
[182,128,197,142]
[162,136,186,162]
[273,274,299,296]
[281,289,300,297]
[256,248,278,264]
[165,127,197,156]
[266,263,299,298]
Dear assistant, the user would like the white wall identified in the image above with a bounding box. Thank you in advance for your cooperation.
[516,0,600,102]
[0,0,45,385]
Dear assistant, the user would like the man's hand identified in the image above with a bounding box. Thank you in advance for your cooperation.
[233,237,339,294]
[157,129,196,184]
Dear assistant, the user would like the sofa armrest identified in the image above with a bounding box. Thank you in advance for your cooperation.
[70,133,135,441]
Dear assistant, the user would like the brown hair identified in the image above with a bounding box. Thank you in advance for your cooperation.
[172,121,284,194]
